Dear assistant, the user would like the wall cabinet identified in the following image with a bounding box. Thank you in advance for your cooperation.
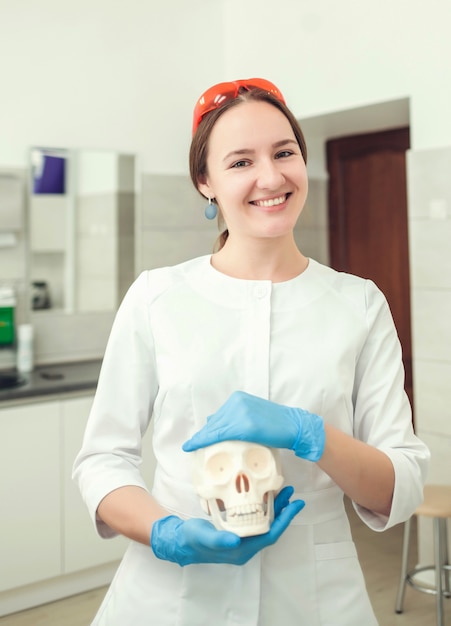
[0,401,61,592]
[0,392,157,609]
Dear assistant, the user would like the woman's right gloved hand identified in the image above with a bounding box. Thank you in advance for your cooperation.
[182,391,325,462]
[150,486,304,567]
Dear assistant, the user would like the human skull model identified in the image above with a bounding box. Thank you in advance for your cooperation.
[191,440,284,537]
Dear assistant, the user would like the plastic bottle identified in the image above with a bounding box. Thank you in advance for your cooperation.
[16,323,34,374]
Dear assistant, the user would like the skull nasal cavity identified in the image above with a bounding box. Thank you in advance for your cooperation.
[235,473,250,493]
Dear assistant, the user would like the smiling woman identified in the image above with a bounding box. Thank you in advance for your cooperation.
[190,82,308,257]
[73,78,429,626]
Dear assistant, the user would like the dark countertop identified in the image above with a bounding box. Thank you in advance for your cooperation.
[0,359,102,404]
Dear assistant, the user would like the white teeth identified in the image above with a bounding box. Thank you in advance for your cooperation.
[253,195,286,208]
[227,503,266,524]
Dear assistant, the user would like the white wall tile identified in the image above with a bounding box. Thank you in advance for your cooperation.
[415,430,451,486]
[0,238,26,282]
[141,174,218,232]
[31,309,114,363]
[138,173,220,273]
[409,219,451,289]
[407,147,451,219]
[0,170,26,283]
[293,227,329,266]
[77,236,116,279]
[77,194,116,237]
[300,178,328,229]
[77,151,117,195]
[411,288,451,361]
[294,178,329,265]
[413,360,451,435]
[0,174,24,230]
[139,230,215,273]
[77,277,116,312]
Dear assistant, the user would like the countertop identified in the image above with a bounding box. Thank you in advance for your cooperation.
[0,359,102,404]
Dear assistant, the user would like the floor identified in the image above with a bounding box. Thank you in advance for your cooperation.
[1,502,450,625]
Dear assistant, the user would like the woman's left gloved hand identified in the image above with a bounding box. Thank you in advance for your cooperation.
[183,391,325,462]
[151,486,304,566]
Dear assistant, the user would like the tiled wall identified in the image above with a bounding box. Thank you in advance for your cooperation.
[76,192,117,312]
[75,190,135,312]
[295,178,329,266]
[76,153,135,312]
[407,146,451,567]
[137,174,217,272]
[31,308,115,365]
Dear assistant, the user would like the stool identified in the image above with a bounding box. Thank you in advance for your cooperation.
[395,485,451,626]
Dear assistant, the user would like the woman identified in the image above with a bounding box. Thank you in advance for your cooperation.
[73,78,429,625]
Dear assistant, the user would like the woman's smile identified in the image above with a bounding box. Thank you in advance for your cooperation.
[250,193,291,210]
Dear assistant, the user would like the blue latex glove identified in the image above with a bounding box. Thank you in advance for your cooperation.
[182,391,325,462]
[150,486,304,566]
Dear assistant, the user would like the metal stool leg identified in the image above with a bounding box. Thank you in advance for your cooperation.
[395,517,412,613]
[434,517,445,626]
[441,518,450,596]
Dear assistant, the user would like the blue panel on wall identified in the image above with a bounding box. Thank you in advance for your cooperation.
[33,153,66,194]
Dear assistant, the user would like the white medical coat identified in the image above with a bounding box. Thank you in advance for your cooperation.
[73,255,429,626]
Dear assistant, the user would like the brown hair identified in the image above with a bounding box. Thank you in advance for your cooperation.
[189,87,308,251]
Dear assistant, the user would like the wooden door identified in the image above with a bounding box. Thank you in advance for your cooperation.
[327,127,414,416]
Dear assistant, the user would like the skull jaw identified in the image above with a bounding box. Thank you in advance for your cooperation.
[203,491,276,537]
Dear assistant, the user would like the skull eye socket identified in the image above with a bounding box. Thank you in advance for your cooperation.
[245,446,273,477]
[205,452,234,483]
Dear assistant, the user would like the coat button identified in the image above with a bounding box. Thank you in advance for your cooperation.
[254,285,269,298]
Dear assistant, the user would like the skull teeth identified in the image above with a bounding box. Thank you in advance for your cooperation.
[227,503,266,525]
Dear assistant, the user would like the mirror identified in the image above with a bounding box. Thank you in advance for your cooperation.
[28,148,136,314]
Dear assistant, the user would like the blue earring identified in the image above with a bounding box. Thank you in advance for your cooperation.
[205,197,218,220]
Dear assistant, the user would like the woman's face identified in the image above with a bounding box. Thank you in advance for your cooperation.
[198,100,308,242]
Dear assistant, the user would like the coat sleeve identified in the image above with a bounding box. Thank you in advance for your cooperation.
[72,271,159,538]
[351,280,430,531]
